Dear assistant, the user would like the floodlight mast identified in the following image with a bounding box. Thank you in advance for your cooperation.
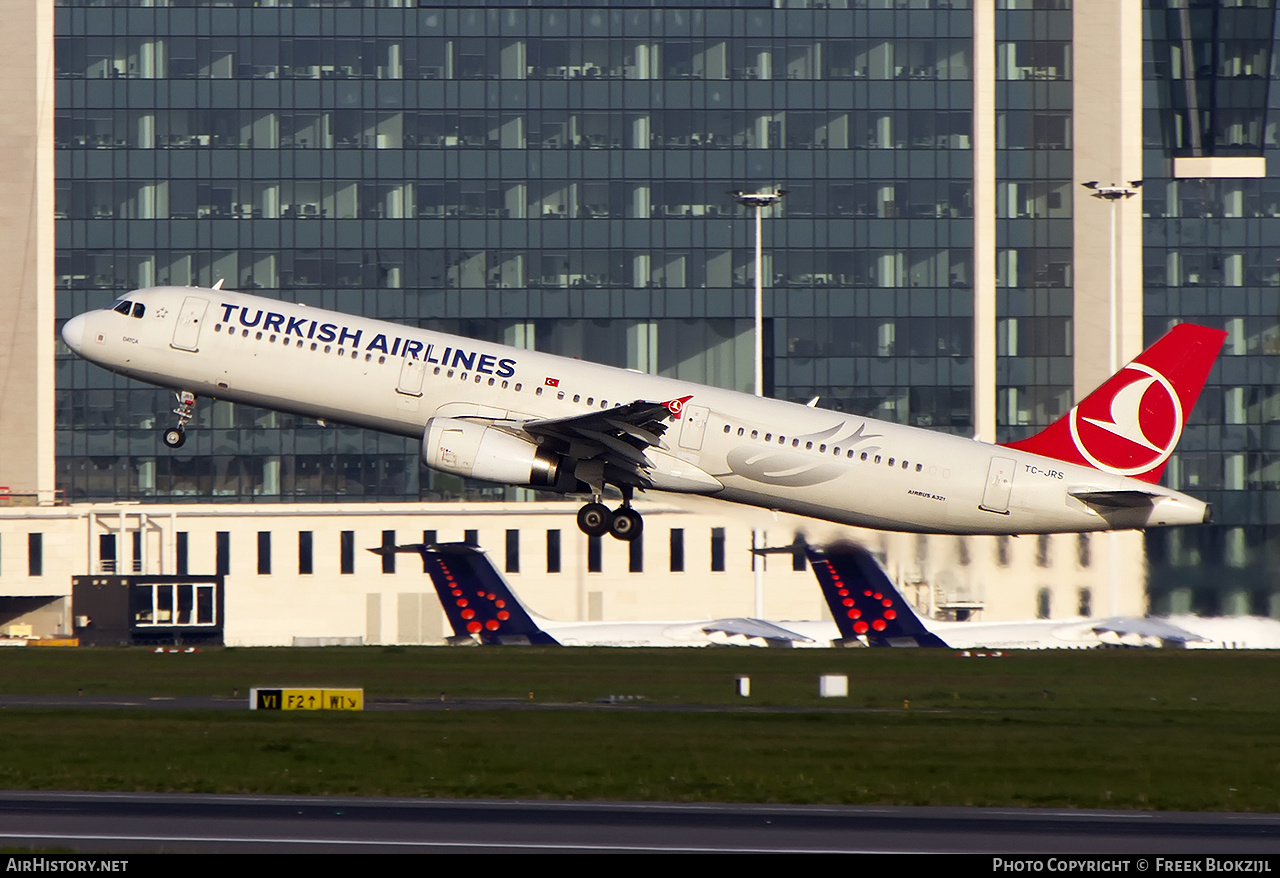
[1081,180,1142,619]
[729,189,787,399]
[730,188,785,619]
[1080,180,1142,372]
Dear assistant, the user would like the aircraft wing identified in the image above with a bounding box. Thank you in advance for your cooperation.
[1089,616,1209,644]
[521,399,679,488]
[697,618,817,644]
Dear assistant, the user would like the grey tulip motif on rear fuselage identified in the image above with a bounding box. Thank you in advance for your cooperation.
[717,421,883,487]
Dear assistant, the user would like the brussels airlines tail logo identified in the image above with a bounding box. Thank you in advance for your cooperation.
[1068,363,1183,477]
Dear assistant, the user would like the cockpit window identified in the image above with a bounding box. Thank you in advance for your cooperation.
[131,302,145,318]
[112,301,132,315]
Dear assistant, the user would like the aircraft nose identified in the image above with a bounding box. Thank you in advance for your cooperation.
[61,313,87,353]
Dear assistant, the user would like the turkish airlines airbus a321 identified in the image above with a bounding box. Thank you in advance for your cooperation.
[62,286,1225,540]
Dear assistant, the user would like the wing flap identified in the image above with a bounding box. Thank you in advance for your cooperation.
[520,399,683,486]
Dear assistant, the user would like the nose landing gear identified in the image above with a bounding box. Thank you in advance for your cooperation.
[161,391,197,449]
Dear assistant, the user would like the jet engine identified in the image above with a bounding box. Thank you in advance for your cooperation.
[421,417,567,489]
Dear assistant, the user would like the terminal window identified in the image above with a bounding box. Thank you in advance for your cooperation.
[216,532,230,576]
[380,530,395,574]
[28,534,42,577]
[257,531,271,575]
[546,529,561,573]
[588,535,602,573]
[505,529,519,573]
[298,531,313,575]
[131,582,217,628]
[340,531,355,575]
[629,534,643,573]
[710,528,725,572]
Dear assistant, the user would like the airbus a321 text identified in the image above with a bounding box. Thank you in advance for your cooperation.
[62,286,1225,540]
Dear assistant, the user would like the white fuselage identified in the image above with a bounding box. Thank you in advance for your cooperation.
[63,286,1210,535]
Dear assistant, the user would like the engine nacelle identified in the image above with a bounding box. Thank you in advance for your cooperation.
[422,418,565,488]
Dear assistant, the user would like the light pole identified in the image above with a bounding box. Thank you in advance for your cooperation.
[1082,181,1142,373]
[1082,180,1142,616]
[731,188,785,617]
[731,189,787,399]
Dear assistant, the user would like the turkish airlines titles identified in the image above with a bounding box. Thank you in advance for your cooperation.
[216,302,518,378]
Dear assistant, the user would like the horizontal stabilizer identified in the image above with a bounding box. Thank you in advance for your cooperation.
[699,618,815,643]
[1068,489,1160,509]
[1089,616,1208,644]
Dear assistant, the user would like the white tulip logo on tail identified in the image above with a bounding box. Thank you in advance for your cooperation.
[664,395,691,419]
[1068,363,1183,477]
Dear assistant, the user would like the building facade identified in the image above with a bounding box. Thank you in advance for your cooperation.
[0,499,1129,644]
[6,0,1268,630]
[1142,0,1280,615]
[53,0,989,504]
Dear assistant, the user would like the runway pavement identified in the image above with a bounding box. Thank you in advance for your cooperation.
[3,696,1277,854]
[2,790,1279,853]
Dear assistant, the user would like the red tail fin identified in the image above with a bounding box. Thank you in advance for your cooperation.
[1003,323,1226,484]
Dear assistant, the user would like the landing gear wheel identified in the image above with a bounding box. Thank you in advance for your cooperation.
[609,507,643,542]
[162,391,197,450]
[576,502,612,537]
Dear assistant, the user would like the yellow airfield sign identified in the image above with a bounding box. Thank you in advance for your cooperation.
[250,687,364,711]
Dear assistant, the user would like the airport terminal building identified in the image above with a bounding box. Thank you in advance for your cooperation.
[0,0,1274,643]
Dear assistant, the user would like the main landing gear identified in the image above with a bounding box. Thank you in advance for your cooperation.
[575,485,644,542]
[161,391,197,449]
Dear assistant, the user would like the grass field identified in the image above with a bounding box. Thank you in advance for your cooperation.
[1,646,1277,810]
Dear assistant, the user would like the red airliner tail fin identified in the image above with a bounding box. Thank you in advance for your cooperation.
[1003,324,1226,484]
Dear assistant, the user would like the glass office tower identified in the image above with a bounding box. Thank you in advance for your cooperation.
[53,0,980,504]
[50,0,1279,612]
[1143,0,1280,615]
